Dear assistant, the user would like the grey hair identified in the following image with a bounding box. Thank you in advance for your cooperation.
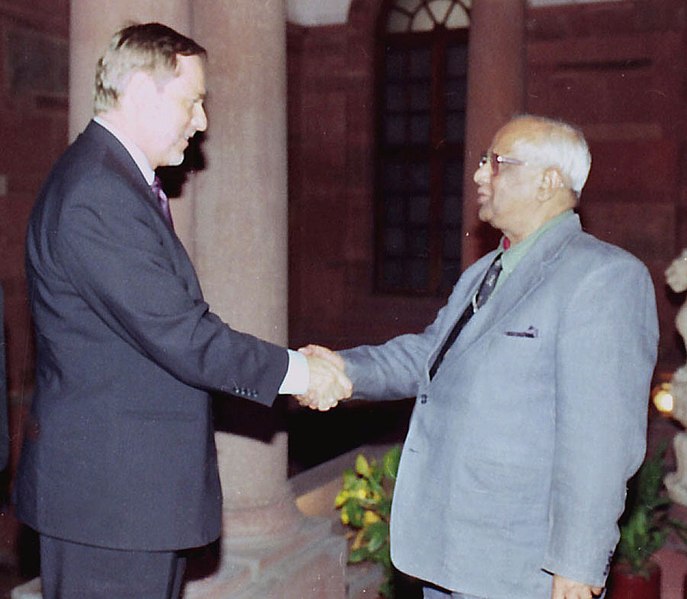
[94,22,206,114]
[509,114,591,196]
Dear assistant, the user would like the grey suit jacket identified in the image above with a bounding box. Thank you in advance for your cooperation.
[341,215,658,598]
[15,121,289,551]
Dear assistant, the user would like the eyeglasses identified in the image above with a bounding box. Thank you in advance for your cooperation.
[479,151,526,177]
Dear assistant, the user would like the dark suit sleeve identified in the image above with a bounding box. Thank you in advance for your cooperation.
[52,177,287,404]
[0,287,9,470]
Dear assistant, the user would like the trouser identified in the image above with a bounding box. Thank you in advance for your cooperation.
[40,534,187,599]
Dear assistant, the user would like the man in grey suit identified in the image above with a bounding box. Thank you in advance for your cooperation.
[16,23,349,599]
[305,115,659,599]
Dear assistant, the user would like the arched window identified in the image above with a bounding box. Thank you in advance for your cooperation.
[376,0,471,295]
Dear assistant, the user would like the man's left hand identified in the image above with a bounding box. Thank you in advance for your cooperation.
[552,574,603,599]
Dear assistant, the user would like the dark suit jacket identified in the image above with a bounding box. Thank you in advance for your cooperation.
[15,121,289,551]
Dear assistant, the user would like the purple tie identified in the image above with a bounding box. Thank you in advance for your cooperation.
[151,176,174,230]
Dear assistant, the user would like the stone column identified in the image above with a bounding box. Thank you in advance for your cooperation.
[461,0,526,266]
[185,1,346,597]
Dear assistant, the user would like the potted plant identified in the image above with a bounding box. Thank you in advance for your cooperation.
[335,446,401,598]
[607,445,671,599]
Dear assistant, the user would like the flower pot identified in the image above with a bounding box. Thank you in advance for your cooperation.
[606,560,661,599]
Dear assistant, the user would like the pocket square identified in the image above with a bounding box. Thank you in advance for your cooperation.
[504,326,538,338]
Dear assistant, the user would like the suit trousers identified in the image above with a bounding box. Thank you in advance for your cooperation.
[39,535,187,599]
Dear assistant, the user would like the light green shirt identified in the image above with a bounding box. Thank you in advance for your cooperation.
[493,209,575,293]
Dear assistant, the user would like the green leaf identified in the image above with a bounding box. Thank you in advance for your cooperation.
[355,454,371,478]
[348,547,369,563]
[383,445,402,480]
[365,521,389,553]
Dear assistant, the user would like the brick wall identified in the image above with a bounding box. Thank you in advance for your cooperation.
[0,1,69,473]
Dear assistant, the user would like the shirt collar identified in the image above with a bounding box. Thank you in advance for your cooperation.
[93,116,156,185]
[499,209,575,277]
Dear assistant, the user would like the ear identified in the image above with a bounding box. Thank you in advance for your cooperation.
[536,167,566,203]
[122,71,159,111]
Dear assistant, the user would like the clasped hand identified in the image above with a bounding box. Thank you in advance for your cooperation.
[296,344,351,411]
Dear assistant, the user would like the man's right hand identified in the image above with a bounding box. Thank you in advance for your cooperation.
[295,346,351,411]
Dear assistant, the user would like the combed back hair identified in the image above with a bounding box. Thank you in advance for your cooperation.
[94,22,206,114]
[509,114,591,196]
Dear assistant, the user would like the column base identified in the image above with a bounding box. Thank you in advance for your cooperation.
[11,518,346,599]
[184,516,346,599]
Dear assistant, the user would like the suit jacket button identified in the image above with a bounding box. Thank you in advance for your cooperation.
[419,394,428,404]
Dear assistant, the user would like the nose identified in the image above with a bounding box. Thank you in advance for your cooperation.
[193,103,208,132]
[473,159,489,184]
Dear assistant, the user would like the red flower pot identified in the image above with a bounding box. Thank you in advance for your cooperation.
[606,561,661,599]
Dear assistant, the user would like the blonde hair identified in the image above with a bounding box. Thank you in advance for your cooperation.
[94,22,206,114]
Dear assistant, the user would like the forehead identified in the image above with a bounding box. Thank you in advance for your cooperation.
[491,119,542,153]
[170,54,206,94]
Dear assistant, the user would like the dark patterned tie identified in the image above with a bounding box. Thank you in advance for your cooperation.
[428,253,503,380]
[151,176,174,230]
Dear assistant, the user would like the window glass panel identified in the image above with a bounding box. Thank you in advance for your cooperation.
[386,84,406,111]
[443,228,461,259]
[410,82,430,111]
[446,112,466,143]
[412,8,435,32]
[383,163,406,192]
[441,259,461,289]
[444,161,463,194]
[383,259,404,286]
[445,78,467,110]
[409,48,431,77]
[409,196,430,225]
[410,229,429,256]
[385,196,406,225]
[428,0,454,24]
[443,194,461,226]
[385,49,406,79]
[385,114,407,145]
[446,4,470,28]
[395,0,422,12]
[410,114,430,144]
[384,227,406,255]
[388,10,411,33]
[409,258,429,288]
[447,45,469,77]
[409,162,430,191]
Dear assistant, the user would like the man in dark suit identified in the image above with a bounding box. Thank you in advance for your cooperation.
[15,23,350,599]
[306,115,659,599]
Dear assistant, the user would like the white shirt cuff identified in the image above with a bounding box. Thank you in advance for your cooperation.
[279,349,309,395]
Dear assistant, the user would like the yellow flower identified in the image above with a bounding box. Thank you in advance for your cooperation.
[354,488,367,500]
[341,511,350,525]
[363,510,381,526]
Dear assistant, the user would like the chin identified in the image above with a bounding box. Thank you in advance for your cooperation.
[477,208,491,223]
[166,153,185,167]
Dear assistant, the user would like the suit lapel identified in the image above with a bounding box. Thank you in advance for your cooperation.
[448,215,583,357]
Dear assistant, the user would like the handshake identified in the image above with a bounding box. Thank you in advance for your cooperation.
[296,344,352,412]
